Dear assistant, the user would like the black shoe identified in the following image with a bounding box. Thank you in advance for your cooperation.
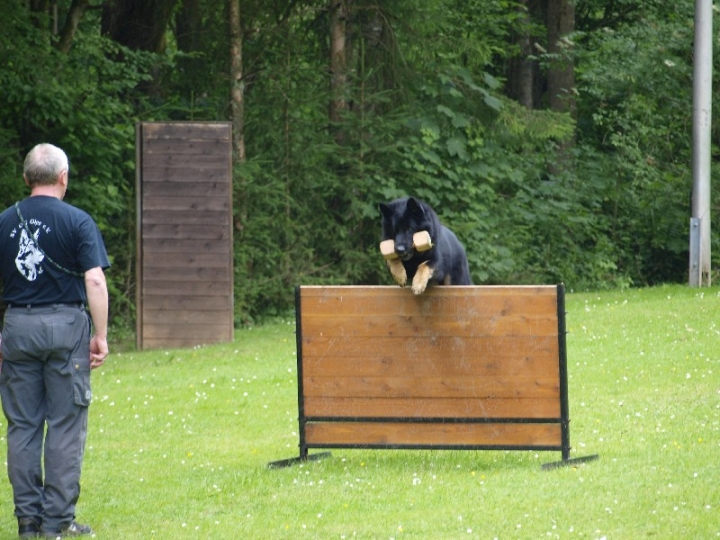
[18,517,40,539]
[41,521,93,538]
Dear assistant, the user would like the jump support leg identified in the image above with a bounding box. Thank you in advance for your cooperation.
[267,451,332,469]
[541,453,599,471]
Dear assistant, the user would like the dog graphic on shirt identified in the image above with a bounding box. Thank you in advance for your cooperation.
[15,228,44,281]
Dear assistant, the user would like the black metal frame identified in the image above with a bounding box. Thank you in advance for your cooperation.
[268,284,598,470]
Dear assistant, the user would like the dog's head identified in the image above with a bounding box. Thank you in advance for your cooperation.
[379,197,433,261]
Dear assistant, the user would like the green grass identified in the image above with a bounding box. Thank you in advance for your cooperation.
[0,284,718,539]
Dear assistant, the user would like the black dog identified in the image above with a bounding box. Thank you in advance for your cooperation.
[379,196,472,294]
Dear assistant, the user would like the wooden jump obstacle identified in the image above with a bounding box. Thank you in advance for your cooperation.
[269,285,597,469]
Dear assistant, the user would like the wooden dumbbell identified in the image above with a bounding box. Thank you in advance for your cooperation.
[412,231,433,252]
[379,231,433,260]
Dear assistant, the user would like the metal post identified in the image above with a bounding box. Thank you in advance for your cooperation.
[689,218,702,286]
[690,0,713,286]
[556,284,571,461]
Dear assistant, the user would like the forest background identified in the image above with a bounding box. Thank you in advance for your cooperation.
[0,0,718,329]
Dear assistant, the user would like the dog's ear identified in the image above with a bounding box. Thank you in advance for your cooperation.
[378,203,393,220]
[406,197,425,218]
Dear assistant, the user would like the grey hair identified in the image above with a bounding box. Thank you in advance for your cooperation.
[23,143,69,188]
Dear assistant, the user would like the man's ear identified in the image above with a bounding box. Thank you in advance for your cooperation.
[23,175,30,187]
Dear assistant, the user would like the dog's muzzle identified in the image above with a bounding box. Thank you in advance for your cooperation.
[395,244,414,261]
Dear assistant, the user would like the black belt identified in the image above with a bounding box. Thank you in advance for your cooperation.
[7,303,84,310]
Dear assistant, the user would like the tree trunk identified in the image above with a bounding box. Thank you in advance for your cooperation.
[175,0,202,54]
[329,0,349,144]
[505,0,535,109]
[101,0,178,53]
[229,0,246,164]
[546,0,576,172]
[546,0,575,117]
[229,0,246,234]
[55,0,92,54]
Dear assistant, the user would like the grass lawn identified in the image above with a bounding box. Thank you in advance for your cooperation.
[0,284,717,539]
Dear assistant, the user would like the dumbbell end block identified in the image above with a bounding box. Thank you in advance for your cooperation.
[380,239,398,260]
[413,231,433,252]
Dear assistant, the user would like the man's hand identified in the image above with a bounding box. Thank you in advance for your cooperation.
[89,335,108,369]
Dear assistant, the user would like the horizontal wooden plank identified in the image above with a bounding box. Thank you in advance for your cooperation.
[142,153,231,169]
[141,209,230,226]
[300,286,557,318]
[142,238,230,254]
[141,223,230,241]
[302,376,559,399]
[299,286,558,338]
[141,181,230,198]
[303,397,561,419]
[141,196,230,213]
[300,285,556,300]
[142,251,231,268]
[304,422,562,447]
[302,350,558,379]
[300,285,557,294]
[141,323,233,340]
[140,122,231,140]
[301,313,558,338]
[142,296,232,311]
[141,265,231,281]
[142,139,231,155]
[302,334,557,361]
[142,309,232,325]
[142,280,231,296]
[142,167,230,183]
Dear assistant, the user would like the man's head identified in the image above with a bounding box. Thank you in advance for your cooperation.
[23,143,69,190]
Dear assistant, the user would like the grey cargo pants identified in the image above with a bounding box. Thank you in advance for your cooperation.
[0,304,92,531]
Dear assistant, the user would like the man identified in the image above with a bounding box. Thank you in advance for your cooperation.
[0,143,110,538]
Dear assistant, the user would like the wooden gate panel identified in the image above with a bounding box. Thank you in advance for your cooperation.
[269,285,598,469]
[136,122,234,350]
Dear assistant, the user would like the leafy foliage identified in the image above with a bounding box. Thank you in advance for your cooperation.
[574,3,703,285]
[0,2,160,324]
[0,0,717,327]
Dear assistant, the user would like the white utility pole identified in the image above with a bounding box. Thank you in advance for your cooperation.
[690,0,713,286]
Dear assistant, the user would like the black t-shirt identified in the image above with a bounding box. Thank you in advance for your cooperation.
[0,196,110,305]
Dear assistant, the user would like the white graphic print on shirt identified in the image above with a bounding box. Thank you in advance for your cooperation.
[15,228,44,281]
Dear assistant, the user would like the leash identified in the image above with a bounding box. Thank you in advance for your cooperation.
[14,201,85,278]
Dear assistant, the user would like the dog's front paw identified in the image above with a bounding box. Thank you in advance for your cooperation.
[411,262,433,295]
[411,280,428,295]
[387,259,407,287]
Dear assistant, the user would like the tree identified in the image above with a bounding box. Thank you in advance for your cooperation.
[546,0,575,116]
[101,0,178,53]
[546,0,576,171]
[505,0,535,109]
[230,0,246,164]
[1,0,713,326]
[56,0,93,53]
[329,0,349,144]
